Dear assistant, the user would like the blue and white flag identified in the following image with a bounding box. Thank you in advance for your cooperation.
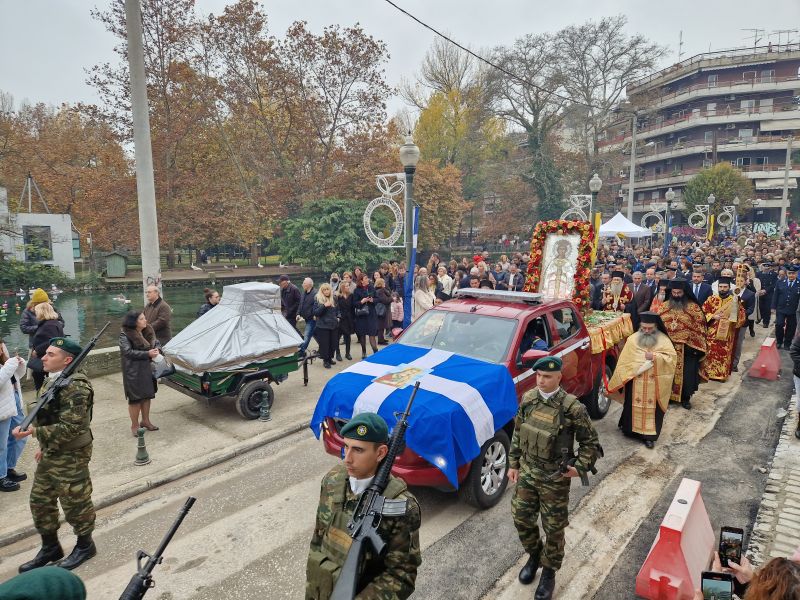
[310,343,518,487]
[402,206,419,329]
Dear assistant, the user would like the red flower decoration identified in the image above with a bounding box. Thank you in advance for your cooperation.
[522,219,595,315]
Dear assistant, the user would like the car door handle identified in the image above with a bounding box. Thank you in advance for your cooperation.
[580,340,591,350]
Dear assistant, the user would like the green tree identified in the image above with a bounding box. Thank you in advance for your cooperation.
[683,163,754,216]
[275,199,399,273]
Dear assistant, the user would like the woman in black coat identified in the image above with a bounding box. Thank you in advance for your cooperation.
[336,284,355,361]
[119,310,161,437]
[353,273,379,358]
[375,279,393,345]
[312,284,338,369]
[30,302,65,391]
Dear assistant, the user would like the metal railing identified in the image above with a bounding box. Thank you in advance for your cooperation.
[608,161,800,187]
[622,134,795,163]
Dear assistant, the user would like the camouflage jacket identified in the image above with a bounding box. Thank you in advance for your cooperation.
[307,464,421,600]
[31,371,94,453]
[509,387,600,475]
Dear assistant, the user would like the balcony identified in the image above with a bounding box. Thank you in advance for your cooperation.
[598,106,800,148]
[610,161,800,192]
[623,135,795,166]
[637,75,800,112]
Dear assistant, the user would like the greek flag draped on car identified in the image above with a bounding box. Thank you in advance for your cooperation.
[311,343,518,487]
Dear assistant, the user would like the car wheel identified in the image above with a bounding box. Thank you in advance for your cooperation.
[460,430,510,509]
[236,380,274,420]
[581,362,612,420]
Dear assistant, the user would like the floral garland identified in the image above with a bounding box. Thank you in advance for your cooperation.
[523,219,595,313]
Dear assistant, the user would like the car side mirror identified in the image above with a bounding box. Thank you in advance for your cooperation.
[521,349,548,368]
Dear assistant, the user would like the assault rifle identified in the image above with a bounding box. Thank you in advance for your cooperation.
[330,381,420,600]
[549,446,603,486]
[119,497,196,600]
[19,322,111,431]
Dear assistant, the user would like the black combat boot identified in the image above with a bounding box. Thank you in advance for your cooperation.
[57,534,97,570]
[518,553,540,584]
[18,534,63,573]
[6,468,27,482]
[335,350,343,362]
[534,567,556,600]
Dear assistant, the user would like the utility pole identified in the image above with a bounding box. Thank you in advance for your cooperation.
[125,0,162,301]
[627,113,638,220]
[780,135,793,233]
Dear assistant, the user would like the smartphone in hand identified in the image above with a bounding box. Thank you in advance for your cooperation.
[719,526,744,568]
[701,571,733,599]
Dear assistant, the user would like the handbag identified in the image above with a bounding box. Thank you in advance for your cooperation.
[375,302,387,318]
[151,354,176,379]
[355,305,370,317]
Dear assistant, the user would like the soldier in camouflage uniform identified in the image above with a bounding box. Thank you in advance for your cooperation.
[12,337,97,572]
[508,356,601,600]
[306,412,421,600]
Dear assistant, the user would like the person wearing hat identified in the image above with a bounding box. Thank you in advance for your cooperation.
[306,412,421,599]
[656,279,707,409]
[599,270,632,312]
[700,276,746,382]
[508,356,601,599]
[0,565,86,600]
[756,262,777,329]
[772,265,800,350]
[12,337,97,572]
[608,313,677,448]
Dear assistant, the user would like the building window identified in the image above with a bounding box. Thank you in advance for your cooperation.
[707,102,717,116]
[651,190,660,200]
[755,157,769,165]
[23,226,53,262]
[676,136,687,146]
[707,74,718,88]
[759,98,773,112]
[704,131,714,143]
[637,192,645,201]
[740,99,756,112]
[72,234,81,259]
[654,166,663,176]
[703,158,713,167]
[742,70,756,82]
[735,157,752,167]
[760,69,775,83]
[738,128,754,140]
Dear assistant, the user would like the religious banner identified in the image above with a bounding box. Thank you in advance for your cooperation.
[524,219,595,313]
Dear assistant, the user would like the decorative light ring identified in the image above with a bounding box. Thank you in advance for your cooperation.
[640,211,665,233]
[363,197,404,247]
[717,206,735,228]
[687,204,709,229]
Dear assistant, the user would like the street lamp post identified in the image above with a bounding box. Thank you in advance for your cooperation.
[626,113,638,221]
[732,196,740,234]
[588,173,602,220]
[399,134,420,270]
[751,198,762,227]
[665,187,676,243]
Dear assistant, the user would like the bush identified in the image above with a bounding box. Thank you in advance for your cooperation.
[0,259,71,290]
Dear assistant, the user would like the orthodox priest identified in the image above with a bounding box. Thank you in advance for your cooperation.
[607,313,677,449]
[600,270,633,312]
[700,276,746,382]
[656,279,707,410]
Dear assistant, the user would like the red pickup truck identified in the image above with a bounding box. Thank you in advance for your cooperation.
[321,288,623,508]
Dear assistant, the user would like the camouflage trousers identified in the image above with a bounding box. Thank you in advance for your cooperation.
[30,444,95,537]
[511,464,571,570]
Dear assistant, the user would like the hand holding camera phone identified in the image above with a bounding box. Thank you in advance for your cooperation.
[719,526,744,568]
[701,571,733,599]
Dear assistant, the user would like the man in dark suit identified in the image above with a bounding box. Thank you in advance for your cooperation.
[773,265,800,349]
[689,270,713,306]
[592,272,610,310]
[630,271,653,312]
[757,262,777,328]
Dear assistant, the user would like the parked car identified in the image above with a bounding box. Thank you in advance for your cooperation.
[318,288,626,508]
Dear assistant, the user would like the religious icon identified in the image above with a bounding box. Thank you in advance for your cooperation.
[373,364,431,389]
[539,234,580,300]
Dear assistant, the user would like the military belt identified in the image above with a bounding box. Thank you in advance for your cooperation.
[58,431,93,451]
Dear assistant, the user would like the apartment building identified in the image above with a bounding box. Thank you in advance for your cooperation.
[600,44,800,228]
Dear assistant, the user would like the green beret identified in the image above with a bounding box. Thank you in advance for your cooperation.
[341,412,389,443]
[50,337,82,357]
[533,356,562,372]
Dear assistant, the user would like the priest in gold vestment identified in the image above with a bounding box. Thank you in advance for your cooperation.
[700,276,746,382]
[600,270,633,312]
[607,312,677,449]
[656,279,707,410]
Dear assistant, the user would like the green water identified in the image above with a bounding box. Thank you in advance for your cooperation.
[5,285,222,352]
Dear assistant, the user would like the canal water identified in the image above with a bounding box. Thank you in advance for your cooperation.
[5,284,258,351]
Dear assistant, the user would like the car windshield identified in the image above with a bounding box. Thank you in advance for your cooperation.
[400,310,517,364]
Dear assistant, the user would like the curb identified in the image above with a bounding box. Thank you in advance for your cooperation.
[0,419,311,549]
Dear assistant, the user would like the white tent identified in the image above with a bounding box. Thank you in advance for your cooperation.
[598,212,653,238]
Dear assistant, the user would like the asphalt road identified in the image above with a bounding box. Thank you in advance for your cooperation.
[0,335,785,599]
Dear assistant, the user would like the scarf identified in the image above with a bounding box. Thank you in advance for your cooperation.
[122,325,156,350]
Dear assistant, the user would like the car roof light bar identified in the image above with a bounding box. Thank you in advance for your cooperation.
[452,288,543,304]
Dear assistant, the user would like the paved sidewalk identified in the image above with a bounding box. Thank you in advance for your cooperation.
[0,351,346,548]
[749,357,800,566]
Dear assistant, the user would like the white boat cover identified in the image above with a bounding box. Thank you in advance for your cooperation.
[163,281,303,373]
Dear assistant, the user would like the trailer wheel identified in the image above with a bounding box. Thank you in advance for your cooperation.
[236,380,274,420]
[581,362,612,420]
